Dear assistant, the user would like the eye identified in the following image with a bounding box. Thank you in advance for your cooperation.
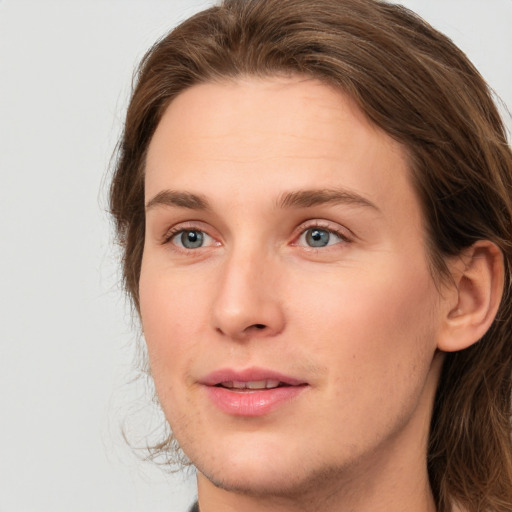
[171,229,213,249]
[297,227,346,248]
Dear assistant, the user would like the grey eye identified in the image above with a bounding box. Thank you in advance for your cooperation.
[305,228,331,247]
[179,230,204,249]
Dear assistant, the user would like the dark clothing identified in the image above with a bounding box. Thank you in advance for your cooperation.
[189,502,199,512]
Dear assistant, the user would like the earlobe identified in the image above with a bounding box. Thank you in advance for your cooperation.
[437,241,504,352]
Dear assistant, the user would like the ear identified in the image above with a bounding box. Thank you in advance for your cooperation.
[437,241,504,352]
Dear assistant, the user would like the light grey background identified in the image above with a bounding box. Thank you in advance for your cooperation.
[1,1,510,511]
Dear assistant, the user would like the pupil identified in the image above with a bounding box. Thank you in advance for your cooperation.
[182,230,203,248]
[306,229,329,247]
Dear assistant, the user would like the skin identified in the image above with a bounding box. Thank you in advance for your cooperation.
[140,76,452,512]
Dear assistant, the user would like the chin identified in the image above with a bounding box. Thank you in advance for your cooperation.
[190,434,348,501]
[197,461,317,499]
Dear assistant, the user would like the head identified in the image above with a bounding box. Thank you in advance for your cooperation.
[110,0,512,510]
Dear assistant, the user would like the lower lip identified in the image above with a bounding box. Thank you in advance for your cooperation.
[204,385,307,417]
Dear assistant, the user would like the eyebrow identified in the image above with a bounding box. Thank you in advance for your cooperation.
[145,187,380,213]
[277,188,380,211]
[145,190,210,211]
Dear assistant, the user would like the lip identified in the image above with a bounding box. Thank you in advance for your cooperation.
[201,367,307,387]
[200,367,308,417]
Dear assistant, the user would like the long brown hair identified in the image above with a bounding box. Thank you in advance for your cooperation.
[109,1,512,510]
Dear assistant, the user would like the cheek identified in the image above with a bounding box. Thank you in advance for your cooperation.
[139,264,209,391]
[293,262,440,392]
[294,264,440,446]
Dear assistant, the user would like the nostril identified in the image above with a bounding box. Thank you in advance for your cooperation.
[253,324,266,330]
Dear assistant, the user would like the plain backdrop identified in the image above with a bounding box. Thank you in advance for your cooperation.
[0,1,510,511]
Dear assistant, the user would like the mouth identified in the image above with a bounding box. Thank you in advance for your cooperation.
[202,368,308,416]
[202,367,307,388]
[215,379,290,391]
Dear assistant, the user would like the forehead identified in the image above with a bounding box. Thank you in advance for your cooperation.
[145,76,421,232]
[147,76,400,173]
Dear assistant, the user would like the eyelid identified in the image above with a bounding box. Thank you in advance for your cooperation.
[291,220,354,246]
[159,219,353,251]
[161,221,220,246]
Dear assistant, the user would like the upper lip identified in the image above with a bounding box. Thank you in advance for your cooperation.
[200,367,307,387]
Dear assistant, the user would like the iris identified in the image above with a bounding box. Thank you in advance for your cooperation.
[181,230,204,249]
[306,228,331,247]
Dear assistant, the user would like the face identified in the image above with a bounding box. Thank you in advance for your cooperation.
[140,76,445,499]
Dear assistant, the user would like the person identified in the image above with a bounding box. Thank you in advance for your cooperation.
[109,0,512,510]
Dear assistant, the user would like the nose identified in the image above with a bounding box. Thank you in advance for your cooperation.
[211,247,286,340]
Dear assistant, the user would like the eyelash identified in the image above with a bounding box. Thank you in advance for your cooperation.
[162,223,215,247]
[293,221,353,249]
[162,221,353,251]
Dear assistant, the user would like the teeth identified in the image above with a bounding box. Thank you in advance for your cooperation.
[220,379,281,390]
